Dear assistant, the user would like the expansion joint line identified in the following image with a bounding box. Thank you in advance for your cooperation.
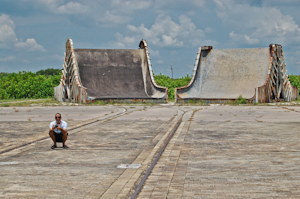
[130,110,185,199]
[165,118,193,197]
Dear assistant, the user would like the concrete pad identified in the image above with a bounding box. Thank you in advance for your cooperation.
[0,106,179,198]
[0,106,123,121]
[193,105,300,122]
[1,105,300,198]
[114,107,178,121]
[0,106,126,152]
[138,105,300,198]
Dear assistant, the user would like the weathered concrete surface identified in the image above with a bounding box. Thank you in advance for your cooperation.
[176,45,299,103]
[0,106,125,150]
[0,106,179,198]
[177,48,270,100]
[0,106,123,122]
[114,107,178,121]
[193,105,300,122]
[75,49,160,99]
[1,105,300,198]
[54,39,167,103]
[138,106,300,198]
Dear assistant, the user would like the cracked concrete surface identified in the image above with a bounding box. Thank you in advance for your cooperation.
[0,105,300,198]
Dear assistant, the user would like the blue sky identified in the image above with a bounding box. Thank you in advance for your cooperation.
[0,0,300,78]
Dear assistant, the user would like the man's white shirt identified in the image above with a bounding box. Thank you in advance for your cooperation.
[49,120,68,134]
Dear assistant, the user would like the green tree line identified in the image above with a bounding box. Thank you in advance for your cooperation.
[154,74,191,100]
[288,75,300,94]
[0,69,61,99]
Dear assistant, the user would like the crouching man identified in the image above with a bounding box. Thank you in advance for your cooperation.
[49,113,68,149]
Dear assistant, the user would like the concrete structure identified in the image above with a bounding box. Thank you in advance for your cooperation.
[54,39,168,103]
[1,105,300,198]
[175,45,299,103]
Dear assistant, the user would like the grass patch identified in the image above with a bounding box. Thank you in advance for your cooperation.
[89,100,106,105]
[188,99,196,104]
[0,98,59,107]
[236,95,247,104]
[132,101,155,106]
[0,98,37,103]
[178,99,208,106]
[227,95,248,105]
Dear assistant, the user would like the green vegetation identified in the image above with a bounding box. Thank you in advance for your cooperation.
[288,75,300,94]
[235,95,247,104]
[36,68,62,76]
[188,99,196,104]
[89,100,106,105]
[154,73,191,100]
[0,98,59,107]
[0,72,10,78]
[0,71,60,99]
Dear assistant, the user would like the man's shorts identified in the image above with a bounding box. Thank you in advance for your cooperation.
[54,132,68,142]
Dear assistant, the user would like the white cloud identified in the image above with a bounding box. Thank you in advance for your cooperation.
[57,2,88,14]
[0,56,16,62]
[149,50,160,57]
[36,54,63,61]
[111,0,153,12]
[262,0,300,6]
[215,0,300,46]
[114,32,136,48]
[37,0,61,4]
[0,14,46,52]
[229,31,260,45]
[26,0,88,14]
[98,11,131,26]
[50,54,64,61]
[26,0,63,11]
[23,59,31,64]
[204,27,213,33]
[244,35,259,45]
[114,14,207,48]
[287,48,300,74]
[154,0,206,11]
[0,14,18,48]
[25,0,152,26]
[157,60,164,64]
[229,31,237,38]
[15,38,46,52]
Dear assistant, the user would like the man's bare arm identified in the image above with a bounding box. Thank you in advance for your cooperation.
[50,125,56,131]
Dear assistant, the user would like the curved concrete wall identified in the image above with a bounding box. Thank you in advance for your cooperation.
[176,45,298,103]
[54,39,167,103]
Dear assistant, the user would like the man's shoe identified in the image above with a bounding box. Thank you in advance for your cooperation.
[51,145,57,149]
[63,145,69,149]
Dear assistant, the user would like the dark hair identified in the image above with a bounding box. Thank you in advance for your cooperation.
[55,113,61,118]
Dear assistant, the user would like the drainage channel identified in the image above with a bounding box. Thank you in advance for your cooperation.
[130,109,185,199]
[0,107,127,155]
